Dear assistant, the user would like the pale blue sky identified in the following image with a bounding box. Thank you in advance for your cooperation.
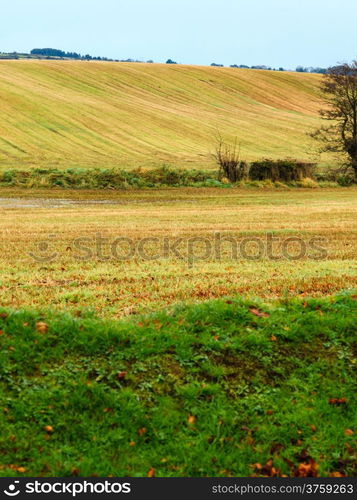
[1,0,356,68]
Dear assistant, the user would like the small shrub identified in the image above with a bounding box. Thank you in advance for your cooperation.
[336,174,355,186]
[213,136,248,182]
[315,169,355,186]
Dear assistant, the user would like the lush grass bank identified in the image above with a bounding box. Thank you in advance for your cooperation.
[0,294,356,477]
[0,166,353,189]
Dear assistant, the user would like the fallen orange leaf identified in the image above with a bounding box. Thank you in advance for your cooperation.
[147,468,155,478]
[344,429,354,436]
[250,308,269,318]
[294,459,318,477]
[329,398,347,405]
[36,322,48,334]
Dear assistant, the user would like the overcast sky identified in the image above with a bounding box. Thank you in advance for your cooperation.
[1,0,356,68]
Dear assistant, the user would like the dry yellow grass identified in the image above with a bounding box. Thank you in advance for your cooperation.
[0,61,329,170]
[0,187,355,318]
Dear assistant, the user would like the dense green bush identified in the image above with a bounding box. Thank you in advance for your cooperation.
[0,162,353,189]
[0,166,217,189]
[249,159,316,181]
[315,170,355,186]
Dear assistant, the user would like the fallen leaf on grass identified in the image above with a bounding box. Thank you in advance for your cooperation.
[328,398,347,405]
[36,322,48,334]
[147,468,155,477]
[251,459,279,477]
[294,459,319,477]
[344,429,354,436]
[138,427,146,436]
[188,415,196,425]
[44,425,53,433]
[249,308,269,318]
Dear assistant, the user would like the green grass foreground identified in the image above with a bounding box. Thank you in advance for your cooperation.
[0,294,356,477]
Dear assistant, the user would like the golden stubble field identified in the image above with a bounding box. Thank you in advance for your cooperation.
[0,187,356,318]
[0,60,329,170]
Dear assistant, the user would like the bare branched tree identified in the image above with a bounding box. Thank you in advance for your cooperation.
[213,134,247,182]
[311,61,357,180]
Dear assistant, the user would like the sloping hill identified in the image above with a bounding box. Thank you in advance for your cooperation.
[0,60,325,170]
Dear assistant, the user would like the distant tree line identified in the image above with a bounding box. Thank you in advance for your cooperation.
[211,62,327,74]
[0,49,328,74]
[296,66,327,74]
[30,48,154,63]
[31,48,81,58]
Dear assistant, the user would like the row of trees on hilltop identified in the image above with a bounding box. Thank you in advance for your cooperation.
[29,48,154,63]
[30,48,116,61]
[1,50,328,74]
[165,59,327,74]
[210,63,327,74]
[31,48,80,58]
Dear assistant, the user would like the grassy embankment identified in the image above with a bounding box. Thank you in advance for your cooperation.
[0,293,356,477]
